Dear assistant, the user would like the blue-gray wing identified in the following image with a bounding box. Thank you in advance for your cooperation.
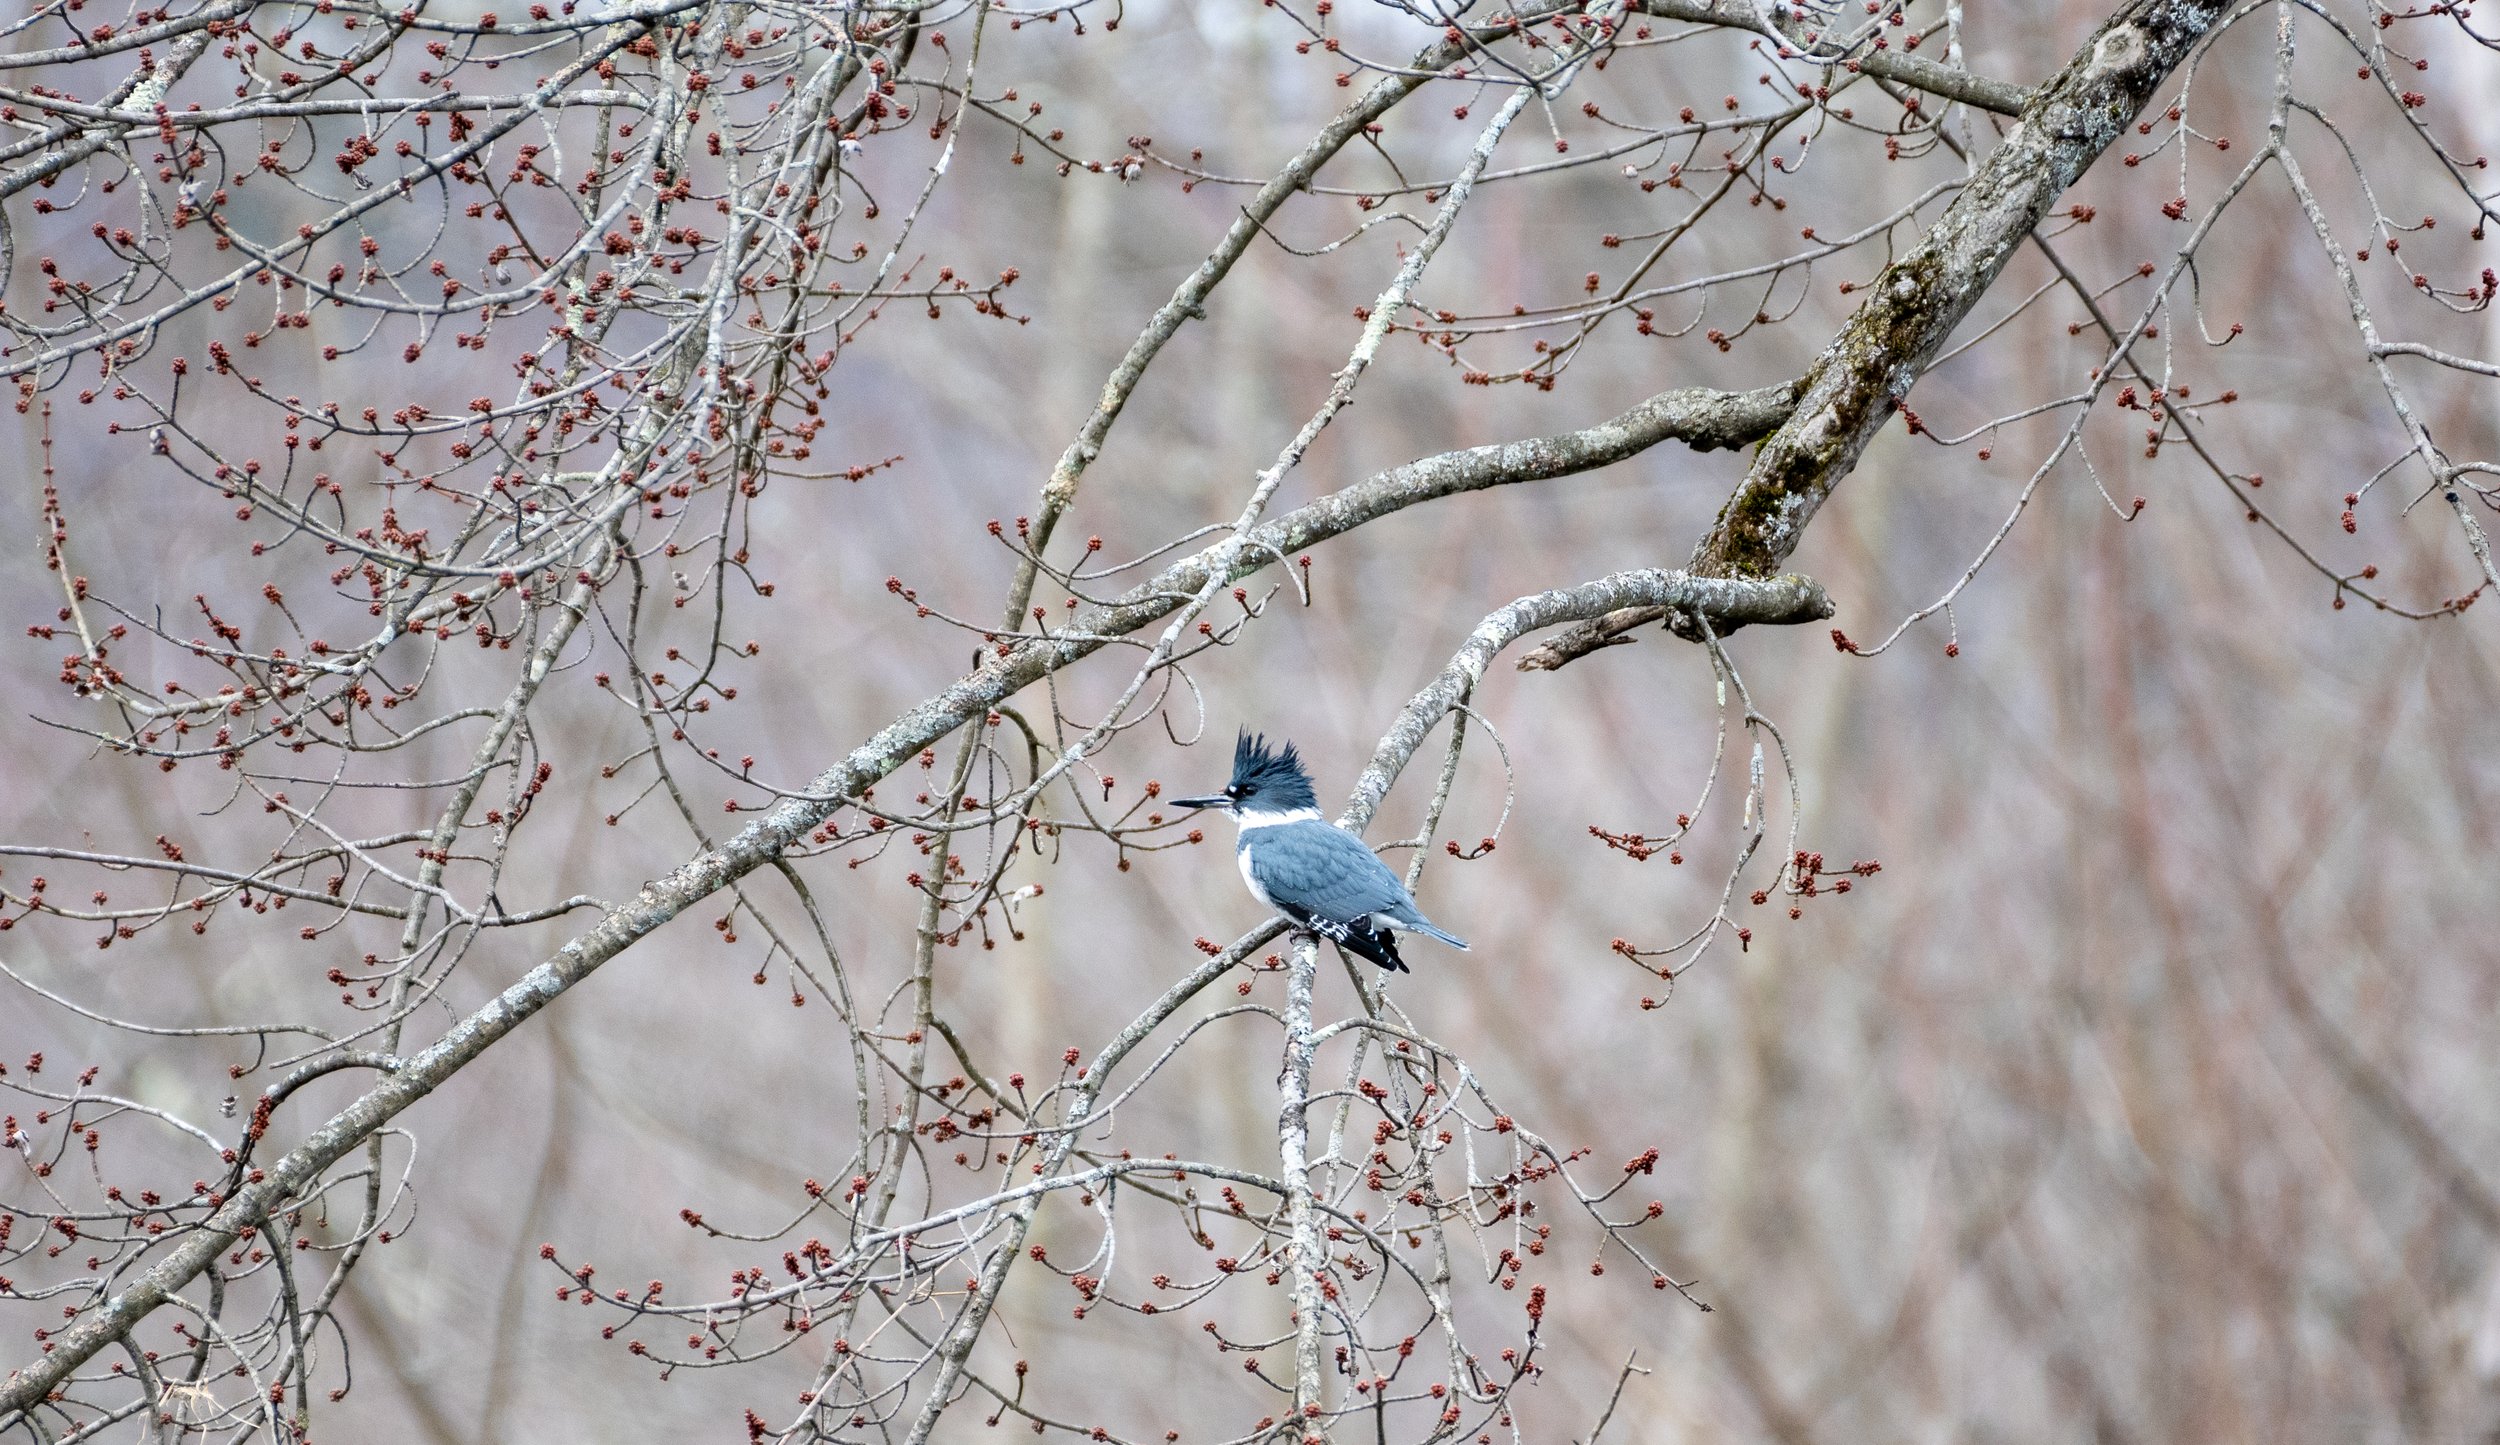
[1246,821,1416,925]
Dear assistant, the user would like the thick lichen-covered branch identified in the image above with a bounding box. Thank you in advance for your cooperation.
[1686,0,2232,583]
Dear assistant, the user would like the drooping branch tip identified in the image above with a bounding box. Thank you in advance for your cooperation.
[1516,573,1835,671]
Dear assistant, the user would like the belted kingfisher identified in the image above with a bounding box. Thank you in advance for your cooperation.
[1175,732,1468,973]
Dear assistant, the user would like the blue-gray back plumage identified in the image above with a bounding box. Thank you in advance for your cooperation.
[1240,820,1467,949]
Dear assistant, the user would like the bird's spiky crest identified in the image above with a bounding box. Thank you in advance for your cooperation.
[1231,730,1319,812]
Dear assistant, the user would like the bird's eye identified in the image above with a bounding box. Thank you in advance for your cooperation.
[1224,785,1242,798]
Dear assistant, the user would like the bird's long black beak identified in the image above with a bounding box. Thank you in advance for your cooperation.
[1171,794,1228,810]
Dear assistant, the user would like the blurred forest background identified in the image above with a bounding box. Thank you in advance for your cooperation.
[5,0,2500,1440]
